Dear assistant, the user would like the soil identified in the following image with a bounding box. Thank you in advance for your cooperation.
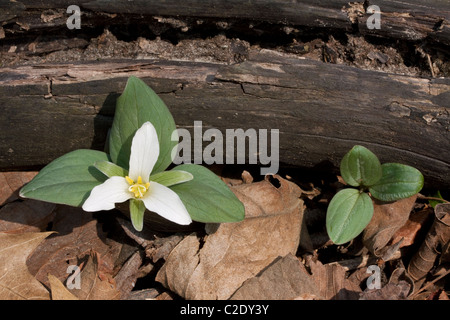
[1,16,449,78]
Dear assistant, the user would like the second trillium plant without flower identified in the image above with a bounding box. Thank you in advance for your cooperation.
[326,145,424,245]
[20,76,245,231]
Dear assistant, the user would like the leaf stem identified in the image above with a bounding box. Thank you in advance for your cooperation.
[417,194,449,203]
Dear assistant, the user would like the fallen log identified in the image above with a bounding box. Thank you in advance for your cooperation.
[0,50,449,187]
[1,0,448,45]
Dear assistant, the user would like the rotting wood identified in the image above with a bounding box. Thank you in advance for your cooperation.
[0,50,448,187]
[0,0,448,45]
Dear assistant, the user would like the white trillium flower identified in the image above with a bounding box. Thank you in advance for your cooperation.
[82,121,192,230]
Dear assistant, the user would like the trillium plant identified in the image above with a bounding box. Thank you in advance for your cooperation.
[326,145,424,245]
[20,76,245,231]
[82,122,193,230]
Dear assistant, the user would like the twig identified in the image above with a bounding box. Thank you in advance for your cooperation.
[409,268,450,299]
[326,250,401,271]
[427,54,435,78]
[417,194,449,204]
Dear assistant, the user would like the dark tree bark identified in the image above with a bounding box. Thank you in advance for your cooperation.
[1,0,449,44]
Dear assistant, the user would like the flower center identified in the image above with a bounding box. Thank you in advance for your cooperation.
[125,176,151,199]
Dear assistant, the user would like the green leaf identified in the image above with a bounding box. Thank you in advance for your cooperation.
[109,76,178,174]
[19,149,109,207]
[149,170,193,187]
[340,145,382,187]
[94,160,128,178]
[169,164,245,223]
[369,163,424,202]
[130,199,145,231]
[326,188,373,245]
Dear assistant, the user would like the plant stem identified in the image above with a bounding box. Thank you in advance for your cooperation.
[417,194,449,203]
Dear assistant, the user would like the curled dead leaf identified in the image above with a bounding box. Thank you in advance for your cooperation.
[389,267,415,297]
[66,252,120,300]
[408,203,450,281]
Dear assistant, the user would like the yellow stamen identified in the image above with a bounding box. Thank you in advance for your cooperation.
[125,175,151,199]
[125,176,134,185]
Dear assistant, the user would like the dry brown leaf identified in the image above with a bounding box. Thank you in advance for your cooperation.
[436,203,450,263]
[156,174,305,300]
[113,251,143,300]
[0,199,55,234]
[359,281,410,300]
[155,291,176,300]
[118,217,183,263]
[441,238,450,264]
[48,274,79,300]
[391,207,433,248]
[128,288,162,300]
[230,254,320,300]
[308,257,361,300]
[0,232,52,300]
[408,203,450,281]
[363,282,411,300]
[389,267,414,296]
[155,233,200,298]
[66,252,120,300]
[363,195,417,256]
[147,234,184,262]
[293,293,321,300]
[27,205,122,288]
[438,290,450,300]
[347,266,372,287]
[0,171,38,206]
[420,289,450,300]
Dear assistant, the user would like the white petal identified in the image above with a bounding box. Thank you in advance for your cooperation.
[129,122,159,181]
[142,182,192,225]
[82,176,132,212]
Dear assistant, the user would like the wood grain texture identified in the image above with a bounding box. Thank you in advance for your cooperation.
[1,0,448,44]
[0,50,448,187]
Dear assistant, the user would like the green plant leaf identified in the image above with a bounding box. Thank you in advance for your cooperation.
[326,188,374,245]
[369,163,424,202]
[19,149,109,207]
[130,199,145,232]
[94,160,128,178]
[169,164,245,223]
[340,145,382,187]
[109,76,178,174]
[149,170,193,187]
